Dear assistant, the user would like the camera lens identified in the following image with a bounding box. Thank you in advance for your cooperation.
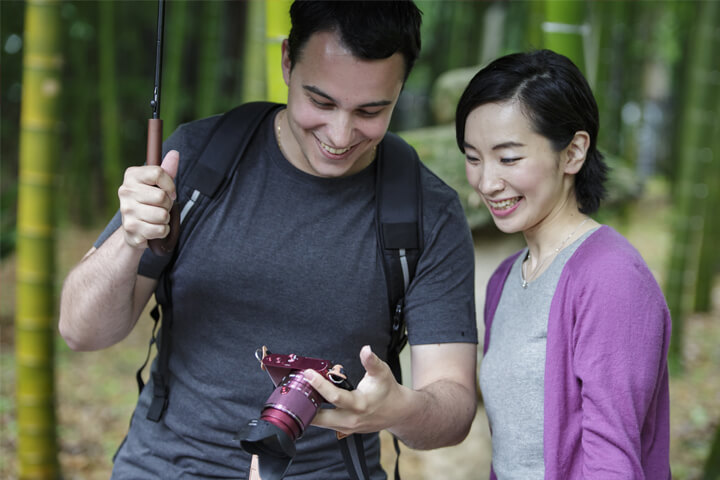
[260,370,323,440]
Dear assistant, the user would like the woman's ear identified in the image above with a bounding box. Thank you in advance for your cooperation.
[563,131,590,175]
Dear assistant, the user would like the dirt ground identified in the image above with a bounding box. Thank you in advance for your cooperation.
[1,191,719,479]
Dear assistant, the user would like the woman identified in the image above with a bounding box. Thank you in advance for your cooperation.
[455,50,671,479]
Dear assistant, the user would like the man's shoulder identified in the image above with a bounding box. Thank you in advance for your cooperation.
[168,104,279,184]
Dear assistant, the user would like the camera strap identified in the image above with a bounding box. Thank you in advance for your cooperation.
[339,433,372,480]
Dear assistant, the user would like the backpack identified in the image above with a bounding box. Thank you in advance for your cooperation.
[137,102,423,479]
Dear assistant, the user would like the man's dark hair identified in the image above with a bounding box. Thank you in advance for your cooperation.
[288,1,422,82]
[455,49,608,215]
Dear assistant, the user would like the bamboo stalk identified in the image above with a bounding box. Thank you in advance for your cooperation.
[665,0,719,373]
[543,0,588,74]
[266,0,291,103]
[15,0,62,477]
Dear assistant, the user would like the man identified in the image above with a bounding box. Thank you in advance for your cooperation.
[59,2,478,478]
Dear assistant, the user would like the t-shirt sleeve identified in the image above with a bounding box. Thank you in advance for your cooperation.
[404,188,478,345]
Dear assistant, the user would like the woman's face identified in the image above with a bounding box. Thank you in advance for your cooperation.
[463,101,576,235]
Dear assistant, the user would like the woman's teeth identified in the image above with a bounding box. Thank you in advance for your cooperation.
[488,197,519,210]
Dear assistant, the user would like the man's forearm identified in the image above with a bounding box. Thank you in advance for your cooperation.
[388,379,477,450]
[59,228,149,351]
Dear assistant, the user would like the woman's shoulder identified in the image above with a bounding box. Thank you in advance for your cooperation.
[570,225,645,270]
[565,225,665,298]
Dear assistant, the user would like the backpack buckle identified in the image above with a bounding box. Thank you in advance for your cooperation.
[392,300,403,331]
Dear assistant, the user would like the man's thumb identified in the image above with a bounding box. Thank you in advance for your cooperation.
[360,345,383,376]
[161,150,180,179]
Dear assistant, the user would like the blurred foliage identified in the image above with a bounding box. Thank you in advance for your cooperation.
[2,0,720,478]
[0,0,707,256]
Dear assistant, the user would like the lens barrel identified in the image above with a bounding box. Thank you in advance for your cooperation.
[261,370,323,440]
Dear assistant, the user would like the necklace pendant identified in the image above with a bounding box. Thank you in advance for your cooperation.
[521,279,528,289]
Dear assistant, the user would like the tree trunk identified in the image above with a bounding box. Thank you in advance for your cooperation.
[98,0,122,216]
[665,0,719,373]
[195,0,223,119]
[15,0,62,478]
[265,0,291,103]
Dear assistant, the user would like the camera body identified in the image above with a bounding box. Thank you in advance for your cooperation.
[237,348,353,480]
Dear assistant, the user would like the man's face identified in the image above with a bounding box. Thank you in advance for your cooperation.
[280,31,405,178]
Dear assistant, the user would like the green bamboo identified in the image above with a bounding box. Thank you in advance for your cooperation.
[693,43,720,313]
[266,0,292,103]
[98,0,122,216]
[195,0,223,119]
[592,0,628,156]
[15,0,62,478]
[163,0,189,137]
[703,420,720,479]
[543,0,587,74]
[242,0,266,102]
[526,0,545,51]
[64,1,96,225]
[665,0,719,373]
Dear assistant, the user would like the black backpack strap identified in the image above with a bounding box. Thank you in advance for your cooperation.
[141,102,281,422]
[179,102,283,223]
[146,273,174,421]
[374,132,423,480]
[375,132,423,384]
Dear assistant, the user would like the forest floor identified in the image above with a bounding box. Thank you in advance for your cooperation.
[1,184,719,479]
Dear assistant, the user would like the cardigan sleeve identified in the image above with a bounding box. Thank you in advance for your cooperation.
[567,243,670,479]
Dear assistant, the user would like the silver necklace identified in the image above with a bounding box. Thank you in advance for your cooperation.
[521,217,590,288]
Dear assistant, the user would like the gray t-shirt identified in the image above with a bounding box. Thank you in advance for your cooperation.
[101,107,477,479]
[479,229,597,479]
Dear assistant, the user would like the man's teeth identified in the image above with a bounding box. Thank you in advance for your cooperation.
[321,142,351,155]
[488,198,519,209]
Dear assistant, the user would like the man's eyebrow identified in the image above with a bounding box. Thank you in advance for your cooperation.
[303,85,393,108]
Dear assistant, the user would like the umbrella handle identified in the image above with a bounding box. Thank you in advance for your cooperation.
[146,118,179,256]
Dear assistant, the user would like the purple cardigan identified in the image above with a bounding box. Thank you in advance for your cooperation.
[483,226,671,479]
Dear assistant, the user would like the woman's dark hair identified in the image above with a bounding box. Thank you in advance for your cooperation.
[455,49,608,214]
[288,1,422,82]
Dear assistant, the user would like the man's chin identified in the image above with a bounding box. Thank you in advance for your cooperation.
[309,159,358,178]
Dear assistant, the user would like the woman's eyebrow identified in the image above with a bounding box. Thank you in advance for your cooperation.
[492,141,525,150]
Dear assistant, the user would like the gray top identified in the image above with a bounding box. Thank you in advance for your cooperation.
[479,228,598,479]
[100,107,477,479]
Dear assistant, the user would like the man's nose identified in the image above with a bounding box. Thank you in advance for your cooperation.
[326,112,353,148]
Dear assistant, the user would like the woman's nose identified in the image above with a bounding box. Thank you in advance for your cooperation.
[479,163,504,195]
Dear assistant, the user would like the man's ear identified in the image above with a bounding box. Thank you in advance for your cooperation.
[281,39,291,87]
[563,131,590,175]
